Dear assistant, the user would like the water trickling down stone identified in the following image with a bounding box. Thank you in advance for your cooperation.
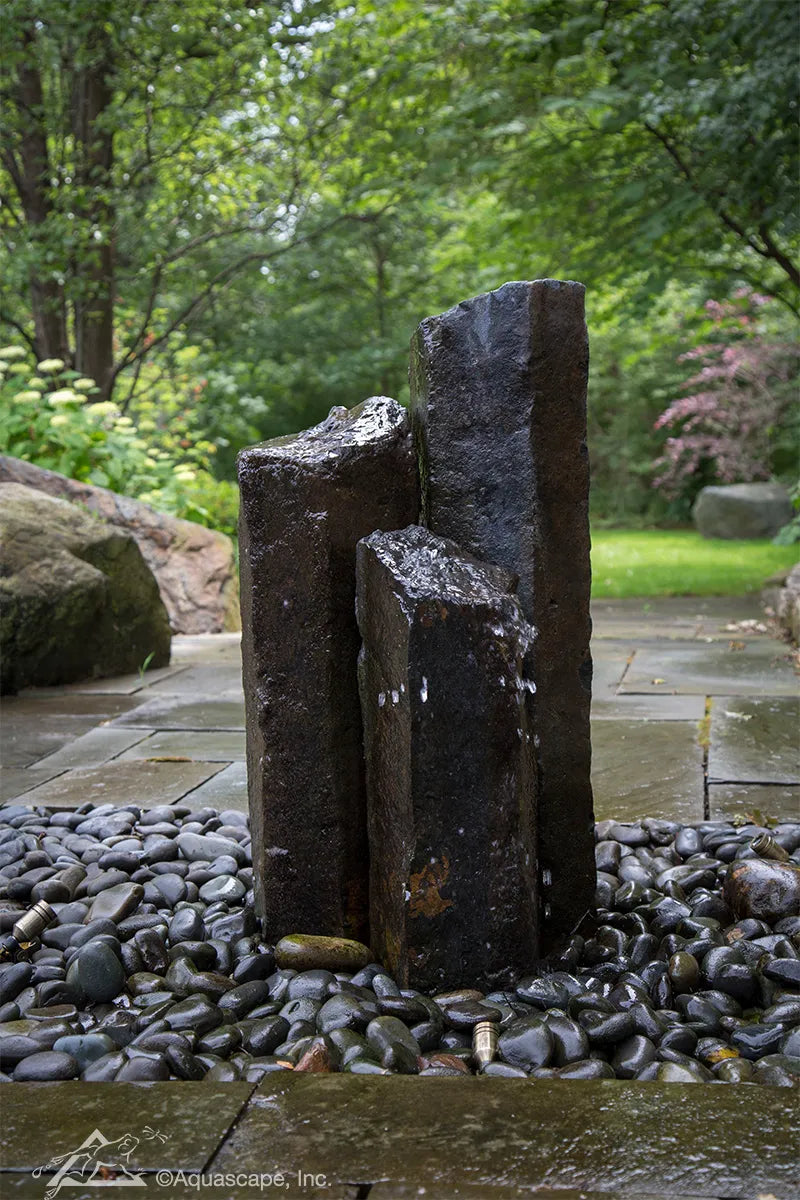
[238,398,418,943]
[356,524,539,991]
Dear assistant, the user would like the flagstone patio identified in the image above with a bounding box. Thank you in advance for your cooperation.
[3,595,797,822]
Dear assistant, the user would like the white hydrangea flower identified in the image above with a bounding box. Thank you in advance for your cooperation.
[0,346,27,360]
[73,377,97,391]
[86,401,118,419]
[16,391,42,403]
[49,413,70,427]
[37,358,65,373]
[48,389,78,406]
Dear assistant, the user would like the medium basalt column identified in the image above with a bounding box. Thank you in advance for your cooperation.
[409,280,594,951]
[238,398,418,942]
[356,524,539,991]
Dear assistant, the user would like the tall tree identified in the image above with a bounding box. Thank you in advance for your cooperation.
[0,0,358,399]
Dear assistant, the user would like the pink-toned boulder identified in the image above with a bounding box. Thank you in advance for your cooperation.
[0,455,239,634]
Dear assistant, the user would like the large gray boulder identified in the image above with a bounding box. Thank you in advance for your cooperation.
[763,562,800,645]
[0,455,239,633]
[693,483,793,540]
[0,483,171,693]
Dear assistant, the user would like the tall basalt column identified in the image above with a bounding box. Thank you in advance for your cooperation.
[356,524,539,991]
[238,398,418,942]
[409,280,594,951]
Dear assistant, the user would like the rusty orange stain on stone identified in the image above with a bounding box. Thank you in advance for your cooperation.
[417,601,449,627]
[408,854,454,918]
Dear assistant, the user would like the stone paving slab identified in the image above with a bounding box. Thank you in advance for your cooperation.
[8,760,225,809]
[0,1082,254,1173]
[54,664,191,695]
[369,1190,718,1200]
[708,782,800,822]
[0,695,142,770]
[590,720,704,824]
[178,761,248,812]
[116,730,246,763]
[591,641,635,696]
[170,632,242,666]
[591,694,707,721]
[591,596,767,641]
[708,696,800,785]
[142,665,245,698]
[619,638,798,695]
[0,766,65,804]
[0,1175,359,1200]
[109,696,246,731]
[212,1076,798,1198]
[25,726,154,772]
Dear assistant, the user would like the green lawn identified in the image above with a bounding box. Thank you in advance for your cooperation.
[591,529,798,598]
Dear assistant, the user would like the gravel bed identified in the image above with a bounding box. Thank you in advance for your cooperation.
[0,803,798,1085]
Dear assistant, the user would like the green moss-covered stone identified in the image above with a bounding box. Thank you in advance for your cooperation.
[0,482,170,693]
[274,934,372,973]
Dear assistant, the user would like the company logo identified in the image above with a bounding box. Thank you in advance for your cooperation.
[33,1127,168,1198]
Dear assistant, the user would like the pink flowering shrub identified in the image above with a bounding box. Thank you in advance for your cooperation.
[652,291,799,501]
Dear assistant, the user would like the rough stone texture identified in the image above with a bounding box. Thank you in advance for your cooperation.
[0,483,171,694]
[0,454,239,634]
[692,481,793,540]
[763,562,800,645]
[237,398,418,943]
[356,525,539,991]
[409,280,594,951]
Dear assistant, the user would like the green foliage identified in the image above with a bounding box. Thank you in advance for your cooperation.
[773,480,800,546]
[591,529,799,599]
[0,344,238,536]
[2,0,798,532]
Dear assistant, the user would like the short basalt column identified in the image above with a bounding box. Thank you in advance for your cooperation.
[409,280,594,950]
[356,524,539,991]
[238,398,418,942]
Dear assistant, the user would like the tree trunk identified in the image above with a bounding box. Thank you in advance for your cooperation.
[10,28,70,364]
[72,32,115,400]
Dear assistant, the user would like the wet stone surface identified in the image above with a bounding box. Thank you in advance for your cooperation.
[708,695,800,785]
[213,1075,798,1195]
[238,397,419,944]
[410,280,594,953]
[356,525,540,991]
[0,801,798,1088]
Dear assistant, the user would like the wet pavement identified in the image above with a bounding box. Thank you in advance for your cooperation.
[2,596,798,820]
[1,1077,797,1198]
[1,594,798,1197]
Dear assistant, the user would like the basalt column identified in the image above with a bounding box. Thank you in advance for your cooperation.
[356,524,539,991]
[238,398,418,942]
[409,280,594,951]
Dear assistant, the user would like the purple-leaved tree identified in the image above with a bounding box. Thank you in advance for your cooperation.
[653,291,799,502]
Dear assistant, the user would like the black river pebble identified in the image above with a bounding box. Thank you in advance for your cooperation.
[1,804,798,1085]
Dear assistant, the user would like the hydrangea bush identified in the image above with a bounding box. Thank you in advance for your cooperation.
[0,346,238,537]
